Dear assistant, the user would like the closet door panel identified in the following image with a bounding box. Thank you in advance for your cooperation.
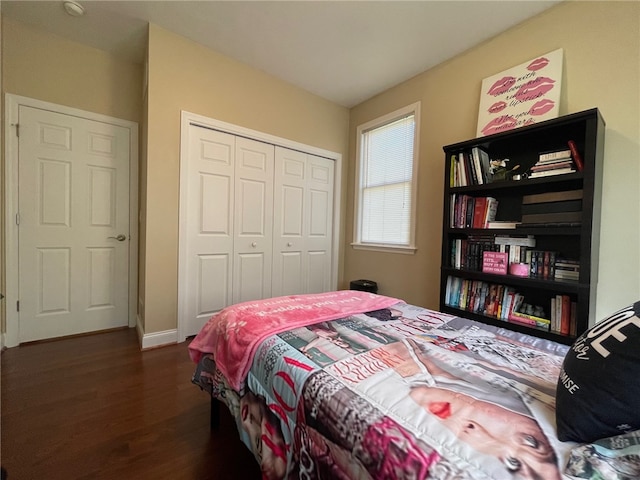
[306,155,334,294]
[233,137,274,303]
[235,252,268,303]
[276,252,305,296]
[307,250,331,294]
[184,127,235,336]
[273,148,307,296]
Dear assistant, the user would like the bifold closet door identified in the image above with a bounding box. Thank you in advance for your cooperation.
[184,127,235,336]
[232,137,274,304]
[272,147,334,297]
[182,124,334,337]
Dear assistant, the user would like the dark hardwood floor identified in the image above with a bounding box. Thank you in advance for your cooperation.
[1,328,261,480]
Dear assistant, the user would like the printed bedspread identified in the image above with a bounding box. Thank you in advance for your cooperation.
[191,295,577,480]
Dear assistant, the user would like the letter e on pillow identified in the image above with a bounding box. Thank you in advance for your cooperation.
[556,300,640,443]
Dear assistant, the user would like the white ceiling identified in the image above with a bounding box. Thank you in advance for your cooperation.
[2,0,561,107]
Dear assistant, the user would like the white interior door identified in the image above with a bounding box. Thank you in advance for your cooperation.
[233,137,274,303]
[183,126,235,337]
[18,106,130,342]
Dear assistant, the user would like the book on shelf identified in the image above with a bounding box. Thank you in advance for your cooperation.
[449,155,456,187]
[508,311,551,331]
[456,154,467,187]
[521,199,582,216]
[522,189,583,204]
[517,221,582,228]
[472,146,492,184]
[472,197,488,228]
[482,251,508,275]
[521,211,582,225]
[567,140,584,172]
[528,167,577,178]
[555,259,580,269]
[486,220,520,229]
[470,148,484,185]
[530,160,574,171]
[539,149,572,162]
[494,235,536,247]
[570,301,578,336]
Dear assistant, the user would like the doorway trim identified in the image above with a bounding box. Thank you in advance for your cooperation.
[177,110,343,342]
[4,94,139,347]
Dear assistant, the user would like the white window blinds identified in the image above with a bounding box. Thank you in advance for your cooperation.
[355,103,419,251]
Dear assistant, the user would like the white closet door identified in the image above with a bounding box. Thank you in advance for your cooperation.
[272,148,307,296]
[232,137,274,303]
[306,155,334,294]
[184,126,235,336]
[273,148,334,297]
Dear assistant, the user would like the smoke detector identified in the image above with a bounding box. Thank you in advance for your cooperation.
[63,1,85,17]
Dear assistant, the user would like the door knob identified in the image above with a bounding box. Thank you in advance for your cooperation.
[108,234,127,242]
[287,242,293,247]
[251,242,257,247]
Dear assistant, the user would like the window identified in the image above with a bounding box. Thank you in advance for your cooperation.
[353,102,420,253]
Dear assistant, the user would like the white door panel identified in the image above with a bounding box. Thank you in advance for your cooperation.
[233,137,274,304]
[273,149,334,296]
[306,155,334,294]
[272,148,307,296]
[184,127,235,336]
[18,106,130,342]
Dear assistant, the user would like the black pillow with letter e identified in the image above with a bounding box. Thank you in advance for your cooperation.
[556,300,640,442]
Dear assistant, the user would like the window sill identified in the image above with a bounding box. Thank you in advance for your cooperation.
[351,243,417,255]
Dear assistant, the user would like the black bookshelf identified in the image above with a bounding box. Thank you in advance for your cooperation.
[440,109,605,345]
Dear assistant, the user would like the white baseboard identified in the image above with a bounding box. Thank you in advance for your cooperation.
[136,315,178,350]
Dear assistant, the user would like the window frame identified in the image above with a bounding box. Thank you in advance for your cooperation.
[352,101,420,254]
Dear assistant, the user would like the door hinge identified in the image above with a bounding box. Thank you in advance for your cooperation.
[16,213,20,225]
[17,300,20,312]
[12,123,19,137]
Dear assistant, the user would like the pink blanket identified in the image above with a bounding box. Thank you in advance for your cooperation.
[188,290,402,390]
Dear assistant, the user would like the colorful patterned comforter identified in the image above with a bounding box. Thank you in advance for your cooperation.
[191,296,576,480]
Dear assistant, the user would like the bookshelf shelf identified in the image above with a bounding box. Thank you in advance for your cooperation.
[450,173,584,194]
[441,305,578,345]
[440,108,605,342]
[446,227,581,236]
[441,268,583,294]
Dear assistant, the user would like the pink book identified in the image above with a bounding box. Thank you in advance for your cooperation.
[482,251,508,275]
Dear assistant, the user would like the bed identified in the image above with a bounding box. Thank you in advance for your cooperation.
[189,291,640,480]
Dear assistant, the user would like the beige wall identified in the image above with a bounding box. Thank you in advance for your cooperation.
[1,18,143,335]
[2,18,142,123]
[345,1,640,321]
[143,25,349,333]
[3,2,637,342]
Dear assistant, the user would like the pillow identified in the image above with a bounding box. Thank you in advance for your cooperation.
[556,300,640,443]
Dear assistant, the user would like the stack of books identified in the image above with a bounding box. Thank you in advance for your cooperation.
[528,149,576,178]
[554,258,580,281]
[519,189,583,227]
